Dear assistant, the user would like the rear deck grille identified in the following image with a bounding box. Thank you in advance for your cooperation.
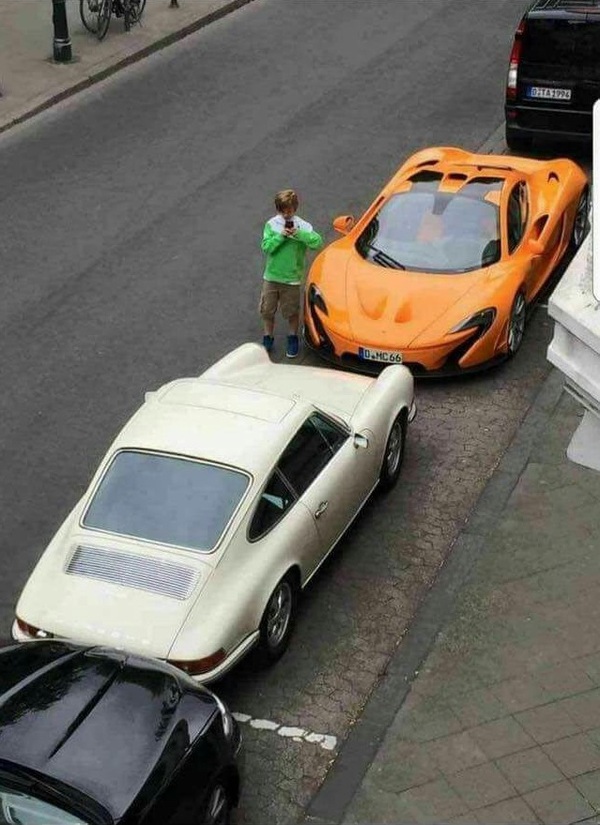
[66,545,200,600]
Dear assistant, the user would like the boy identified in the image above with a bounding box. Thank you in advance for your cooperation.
[259,189,323,358]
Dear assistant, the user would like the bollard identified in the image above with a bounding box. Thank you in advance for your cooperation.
[52,0,73,62]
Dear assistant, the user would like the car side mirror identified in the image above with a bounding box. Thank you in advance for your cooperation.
[353,433,369,450]
[333,215,355,235]
[528,237,544,257]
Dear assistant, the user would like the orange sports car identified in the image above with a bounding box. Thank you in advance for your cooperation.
[304,147,589,376]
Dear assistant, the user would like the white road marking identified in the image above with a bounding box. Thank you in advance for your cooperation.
[233,712,338,751]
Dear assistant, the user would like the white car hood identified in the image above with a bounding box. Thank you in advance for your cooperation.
[17,531,214,659]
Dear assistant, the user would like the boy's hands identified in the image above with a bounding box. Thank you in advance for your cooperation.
[283,227,297,237]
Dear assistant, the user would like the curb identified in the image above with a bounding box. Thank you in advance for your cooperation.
[303,366,566,825]
[0,0,254,137]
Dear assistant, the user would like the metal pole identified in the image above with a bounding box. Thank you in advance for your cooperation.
[52,0,73,63]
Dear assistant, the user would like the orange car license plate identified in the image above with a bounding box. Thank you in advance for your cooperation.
[358,347,403,364]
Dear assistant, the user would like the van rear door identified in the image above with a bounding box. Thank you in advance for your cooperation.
[519,15,600,111]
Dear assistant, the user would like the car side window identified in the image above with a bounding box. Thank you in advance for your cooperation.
[507,182,528,253]
[248,471,295,541]
[278,413,345,496]
[311,413,349,454]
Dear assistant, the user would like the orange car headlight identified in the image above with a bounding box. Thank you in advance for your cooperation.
[449,308,496,335]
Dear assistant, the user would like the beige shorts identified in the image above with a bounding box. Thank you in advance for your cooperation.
[259,281,301,321]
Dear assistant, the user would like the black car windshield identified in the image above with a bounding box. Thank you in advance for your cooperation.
[0,784,91,824]
[357,188,501,273]
[83,451,249,552]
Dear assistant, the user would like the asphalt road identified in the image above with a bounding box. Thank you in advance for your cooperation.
[0,1,592,823]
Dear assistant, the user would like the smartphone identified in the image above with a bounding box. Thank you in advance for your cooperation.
[284,219,295,230]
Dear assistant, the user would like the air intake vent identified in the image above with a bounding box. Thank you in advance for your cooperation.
[67,545,200,600]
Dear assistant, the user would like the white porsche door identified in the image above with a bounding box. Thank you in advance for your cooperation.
[277,412,378,578]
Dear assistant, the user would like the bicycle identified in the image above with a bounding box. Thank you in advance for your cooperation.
[80,0,147,41]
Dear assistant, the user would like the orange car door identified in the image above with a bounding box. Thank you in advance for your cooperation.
[507,181,539,301]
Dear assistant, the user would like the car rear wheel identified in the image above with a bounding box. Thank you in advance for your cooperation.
[507,291,527,358]
[379,411,407,492]
[203,782,231,825]
[570,187,590,251]
[505,127,532,154]
[258,574,297,664]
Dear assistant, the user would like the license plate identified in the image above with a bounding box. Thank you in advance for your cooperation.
[358,347,403,364]
[526,86,571,101]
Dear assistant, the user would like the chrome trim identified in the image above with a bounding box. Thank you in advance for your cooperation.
[66,545,200,600]
[408,400,418,423]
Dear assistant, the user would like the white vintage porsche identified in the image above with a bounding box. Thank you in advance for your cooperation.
[13,344,416,682]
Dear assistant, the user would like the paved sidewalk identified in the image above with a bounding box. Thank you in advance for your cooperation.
[0,0,253,134]
[307,370,600,825]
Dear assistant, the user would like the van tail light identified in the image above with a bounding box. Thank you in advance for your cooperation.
[506,17,526,100]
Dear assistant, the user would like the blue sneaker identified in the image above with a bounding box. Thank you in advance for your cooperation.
[286,334,299,359]
[262,335,274,353]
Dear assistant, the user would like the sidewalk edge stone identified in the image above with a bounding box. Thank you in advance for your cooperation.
[0,0,254,137]
[303,368,566,824]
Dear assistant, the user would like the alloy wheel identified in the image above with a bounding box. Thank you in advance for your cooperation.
[205,784,230,825]
[266,581,292,650]
[386,419,403,478]
[572,190,590,249]
[507,292,526,356]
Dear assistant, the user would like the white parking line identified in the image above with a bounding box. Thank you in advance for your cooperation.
[233,712,337,751]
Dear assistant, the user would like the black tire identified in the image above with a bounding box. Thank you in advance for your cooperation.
[569,187,590,252]
[505,127,532,154]
[258,574,298,664]
[127,0,146,23]
[506,291,527,359]
[379,411,407,492]
[79,0,100,32]
[202,782,231,825]
[97,0,112,40]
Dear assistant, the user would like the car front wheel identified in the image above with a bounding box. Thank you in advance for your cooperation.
[202,782,231,825]
[507,291,527,358]
[379,411,407,492]
[258,574,297,664]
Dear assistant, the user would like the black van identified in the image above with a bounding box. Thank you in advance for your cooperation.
[505,0,600,150]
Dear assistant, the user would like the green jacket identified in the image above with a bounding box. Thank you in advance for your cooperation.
[261,215,323,285]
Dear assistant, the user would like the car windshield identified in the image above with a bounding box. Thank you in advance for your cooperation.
[0,785,90,824]
[356,183,501,273]
[83,450,249,552]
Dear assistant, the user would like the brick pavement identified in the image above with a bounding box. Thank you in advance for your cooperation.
[0,0,253,134]
[305,372,600,825]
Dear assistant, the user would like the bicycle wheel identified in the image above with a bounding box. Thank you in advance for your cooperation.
[96,0,112,40]
[126,0,146,24]
[79,0,100,33]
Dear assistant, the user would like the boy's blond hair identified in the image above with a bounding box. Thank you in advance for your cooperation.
[274,189,299,212]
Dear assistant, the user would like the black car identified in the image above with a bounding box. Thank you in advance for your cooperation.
[0,641,242,825]
[505,0,600,149]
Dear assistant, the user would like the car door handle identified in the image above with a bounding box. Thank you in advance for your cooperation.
[314,501,329,519]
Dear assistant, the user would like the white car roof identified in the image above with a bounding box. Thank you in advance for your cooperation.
[111,383,309,479]
[107,346,374,480]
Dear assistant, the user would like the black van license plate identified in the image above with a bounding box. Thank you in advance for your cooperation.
[527,86,571,101]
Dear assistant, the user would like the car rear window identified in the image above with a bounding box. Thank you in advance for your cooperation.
[523,18,600,66]
[83,450,249,552]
